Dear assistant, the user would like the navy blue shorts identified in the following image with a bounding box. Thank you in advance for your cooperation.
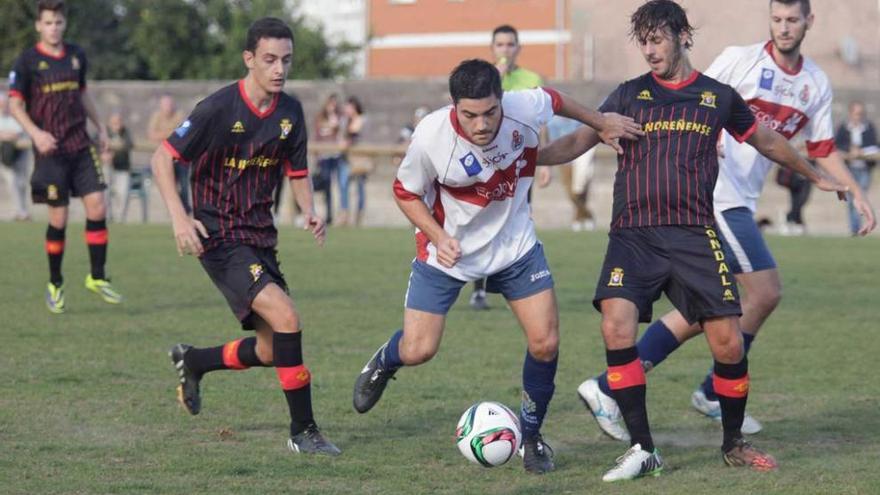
[593,226,741,324]
[200,243,288,330]
[715,207,777,274]
[405,242,554,315]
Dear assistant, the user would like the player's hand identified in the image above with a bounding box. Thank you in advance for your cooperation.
[810,172,849,200]
[32,129,58,155]
[599,112,644,154]
[435,235,462,268]
[172,215,208,257]
[303,212,326,247]
[852,196,877,236]
[536,166,552,188]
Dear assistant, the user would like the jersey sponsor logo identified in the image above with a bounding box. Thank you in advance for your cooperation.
[699,91,717,109]
[637,89,653,101]
[225,155,280,170]
[475,177,516,201]
[8,71,15,85]
[71,56,80,70]
[643,119,712,136]
[511,129,523,151]
[759,68,775,90]
[529,269,551,283]
[38,61,50,71]
[705,227,734,289]
[40,80,80,93]
[249,263,263,282]
[799,84,810,105]
[174,120,191,138]
[608,267,624,287]
[482,151,510,167]
[746,98,809,139]
[459,152,482,177]
[723,288,736,302]
[231,121,246,133]
[279,118,292,140]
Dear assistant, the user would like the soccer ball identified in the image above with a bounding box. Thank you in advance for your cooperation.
[455,401,522,467]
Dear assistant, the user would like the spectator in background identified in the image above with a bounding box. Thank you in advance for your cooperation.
[148,95,189,213]
[313,93,341,225]
[102,112,133,222]
[0,94,30,221]
[546,115,596,231]
[340,96,367,226]
[835,101,877,235]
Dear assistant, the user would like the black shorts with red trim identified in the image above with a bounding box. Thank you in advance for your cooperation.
[200,243,288,330]
[31,146,105,206]
[593,225,741,324]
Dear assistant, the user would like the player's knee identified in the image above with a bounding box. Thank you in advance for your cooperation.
[86,202,106,220]
[601,317,634,347]
[528,331,559,362]
[400,339,437,365]
[712,334,744,363]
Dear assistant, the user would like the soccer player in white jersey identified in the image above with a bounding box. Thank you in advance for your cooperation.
[576,0,876,443]
[351,59,642,474]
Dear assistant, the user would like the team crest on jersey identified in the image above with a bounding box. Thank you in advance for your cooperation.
[71,56,80,70]
[459,152,482,177]
[279,118,292,140]
[637,89,653,101]
[231,121,246,133]
[511,130,524,151]
[608,267,624,287]
[723,288,736,302]
[175,120,191,138]
[47,184,58,200]
[249,263,263,282]
[759,68,775,90]
[38,61,50,71]
[799,84,810,105]
[699,91,717,109]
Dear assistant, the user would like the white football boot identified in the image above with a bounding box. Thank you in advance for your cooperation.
[577,378,631,442]
[691,388,763,435]
[602,443,663,482]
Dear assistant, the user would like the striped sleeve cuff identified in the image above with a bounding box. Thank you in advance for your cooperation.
[806,139,836,158]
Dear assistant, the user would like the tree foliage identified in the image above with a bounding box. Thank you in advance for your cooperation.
[0,0,356,80]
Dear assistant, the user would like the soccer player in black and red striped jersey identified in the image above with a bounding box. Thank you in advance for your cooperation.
[538,0,847,481]
[151,17,339,456]
[8,0,121,313]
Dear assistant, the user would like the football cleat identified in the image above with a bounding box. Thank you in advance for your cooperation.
[722,438,778,471]
[469,289,490,310]
[577,377,630,442]
[85,274,123,304]
[521,434,555,474]
[45,282,66,314]
[352,342,398,413]
[691,388,763,435]
[288,424,342,456]
[169,344,201,415]
[602,443,663,482]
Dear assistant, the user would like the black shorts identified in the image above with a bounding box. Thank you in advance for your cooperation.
[31,146,106,206]
[593,226,741,324]
[200,243,289,330]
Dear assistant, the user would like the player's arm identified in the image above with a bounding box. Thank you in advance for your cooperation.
[814,151,876,235]
[746,125,847,196]
[151,144,208,256]
[552,90,643,154]
[289,176,325,247]
[537,125,601,166]
[8,95,57,154]
[394,190,461,268]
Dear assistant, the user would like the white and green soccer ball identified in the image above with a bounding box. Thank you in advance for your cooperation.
[455,401,522,467]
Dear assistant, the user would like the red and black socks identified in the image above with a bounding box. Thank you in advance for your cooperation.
[273,331,314,436]
[45,225,65,286]
[606,346,654,452]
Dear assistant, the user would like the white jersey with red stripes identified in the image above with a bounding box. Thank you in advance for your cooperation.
[707,41,836,212]
[393,87,560,281]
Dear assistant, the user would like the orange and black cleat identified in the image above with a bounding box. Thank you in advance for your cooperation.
[722,438,778,471]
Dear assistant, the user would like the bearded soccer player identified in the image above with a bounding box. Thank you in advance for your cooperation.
[151,17,339,456]
[576,0,876,443]
[537,0,847,481]
[351,59,641,474]
[8,0,121,313]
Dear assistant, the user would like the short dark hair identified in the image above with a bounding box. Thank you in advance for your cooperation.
[630,0,695,46]
[449,59,503,104]
[245,17,294,52]
[36,0,65,16]
[492,24,519,44]
[770,0,811,16]
[346,96,363,115]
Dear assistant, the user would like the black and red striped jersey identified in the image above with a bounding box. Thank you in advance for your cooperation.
[599,71,757,230]
[8,43,91,155]
[163,80,309,250]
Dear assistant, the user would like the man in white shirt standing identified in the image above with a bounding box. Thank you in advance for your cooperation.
[351,59,641,474]
[577,0,876,441]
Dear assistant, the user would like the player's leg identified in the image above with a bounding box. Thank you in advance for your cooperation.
[44,204,68,313]
[353,259,462,413]
[702,315,776,470]
[250,282,340,456]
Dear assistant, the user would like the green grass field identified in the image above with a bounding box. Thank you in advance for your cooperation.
[1,223,878,494]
